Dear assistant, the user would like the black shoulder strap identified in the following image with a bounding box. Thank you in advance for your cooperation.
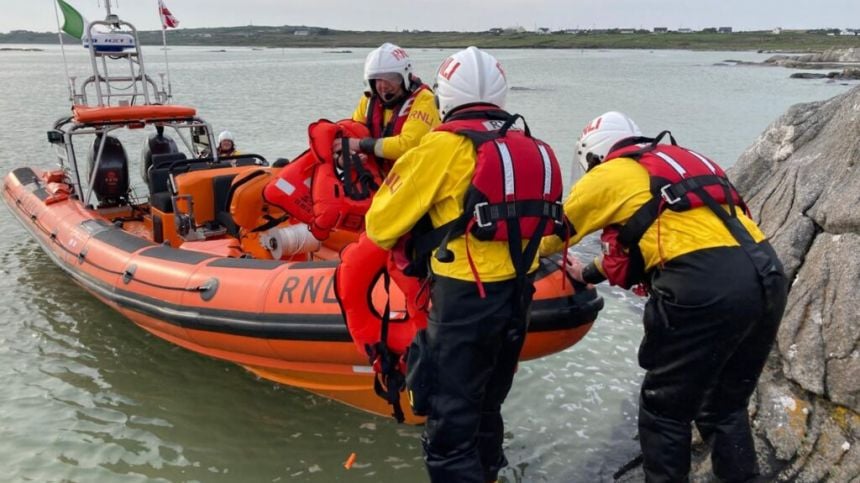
[365,95,379,135]
[607,131,677,161]
[617,174,736,248]
[444,111,531,150]
[695,188,782,285]
[340,137,380,201]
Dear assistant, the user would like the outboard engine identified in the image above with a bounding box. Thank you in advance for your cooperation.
[88,134,130,207]
[140,127,179,183]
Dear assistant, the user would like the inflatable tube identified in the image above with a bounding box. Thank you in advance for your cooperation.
[73,105,197,124]
[335,233,427,359]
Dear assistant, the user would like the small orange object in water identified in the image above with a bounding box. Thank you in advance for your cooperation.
[344,452,357,469]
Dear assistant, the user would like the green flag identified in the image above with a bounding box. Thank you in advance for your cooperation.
[57,0,85,39]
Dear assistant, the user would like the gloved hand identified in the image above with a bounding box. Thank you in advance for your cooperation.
[331,137,362,155]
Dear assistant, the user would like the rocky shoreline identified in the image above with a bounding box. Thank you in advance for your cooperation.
[722,47,860,80]
[617,82,859,483]
[728,83,860,482]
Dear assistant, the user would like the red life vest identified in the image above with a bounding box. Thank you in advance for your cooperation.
[411,108,567,295]
[335,232,428,423]
[262,119,385,240]
[336,233,427,358]
[364,84,430,140]
[598,131,749,289]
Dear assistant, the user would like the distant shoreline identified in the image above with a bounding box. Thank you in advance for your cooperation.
[0,47,44,52]
[2,27,860,52]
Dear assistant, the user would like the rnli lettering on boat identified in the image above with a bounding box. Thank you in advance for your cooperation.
[278,274,338,305]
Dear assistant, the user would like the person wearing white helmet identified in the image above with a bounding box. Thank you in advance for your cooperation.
[216,130,240,157]
[338,43,439,165]
[541,112,787,482]
[357,46,566,482]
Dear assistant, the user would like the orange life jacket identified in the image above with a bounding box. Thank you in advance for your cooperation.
[335,233,428,422]
[263,119,385,240]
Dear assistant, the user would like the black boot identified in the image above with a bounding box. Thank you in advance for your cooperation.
[638,404,692,483]
[696,408,759,482]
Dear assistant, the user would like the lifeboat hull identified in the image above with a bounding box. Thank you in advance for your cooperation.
[3,167,602,423]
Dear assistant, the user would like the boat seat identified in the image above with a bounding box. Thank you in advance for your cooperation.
[148,152,188,212]
[211,174,239,234]
[172,166,252,229]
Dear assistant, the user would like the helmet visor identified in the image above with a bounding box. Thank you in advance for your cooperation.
[367,72,403,84]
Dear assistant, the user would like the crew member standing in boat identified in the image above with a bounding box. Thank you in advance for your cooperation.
[541,111,788,482]
[336,43,439,166]
[361,47,565,483]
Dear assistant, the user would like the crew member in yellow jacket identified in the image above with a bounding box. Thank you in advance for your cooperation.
[541,111,788,482]
[338,42,439,163]
[364,47,557,483]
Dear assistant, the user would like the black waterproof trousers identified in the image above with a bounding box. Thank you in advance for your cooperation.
[637,244,788,483]
[420,275,533,483]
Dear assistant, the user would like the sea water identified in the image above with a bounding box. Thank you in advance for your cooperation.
[0,45,852,482]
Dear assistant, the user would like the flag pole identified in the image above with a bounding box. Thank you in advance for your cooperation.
[51,0,75,103]
[159,1,173,102]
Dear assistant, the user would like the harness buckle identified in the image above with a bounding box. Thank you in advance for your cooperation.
[474,202,492,228]
[660,184,682,205]
[553,201,564,225]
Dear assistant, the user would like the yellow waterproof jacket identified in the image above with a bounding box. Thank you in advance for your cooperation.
[540,157,766,270]
[366,130,540,282]
[351,87,440,161]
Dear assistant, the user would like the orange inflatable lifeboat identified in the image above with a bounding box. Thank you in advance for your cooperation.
[4,164,602,423]
[2,6,602,424]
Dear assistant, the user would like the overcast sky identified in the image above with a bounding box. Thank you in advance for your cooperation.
[4,1,859,34]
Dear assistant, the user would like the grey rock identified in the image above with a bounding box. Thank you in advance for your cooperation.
[726,83,860,481]
[789,72,829,79]
[762,48,860,70]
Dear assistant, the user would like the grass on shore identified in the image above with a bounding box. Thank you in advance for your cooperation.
[3,28,860,52]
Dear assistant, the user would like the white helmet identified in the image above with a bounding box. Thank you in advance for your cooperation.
[434,46,508,119]
[364,43,412,90]
[218,130,234,144]
[576,111,641,172]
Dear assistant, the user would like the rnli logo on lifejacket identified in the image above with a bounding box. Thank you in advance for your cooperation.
[482,120,507,131]
[582,116,602,136]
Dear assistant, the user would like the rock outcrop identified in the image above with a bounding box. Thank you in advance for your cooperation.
[789,68,860,80]
[727,83,860,481]
[765,47,860,69]
[616,84,860,483]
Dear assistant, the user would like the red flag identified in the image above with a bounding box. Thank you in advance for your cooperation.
[158,0,179,29]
